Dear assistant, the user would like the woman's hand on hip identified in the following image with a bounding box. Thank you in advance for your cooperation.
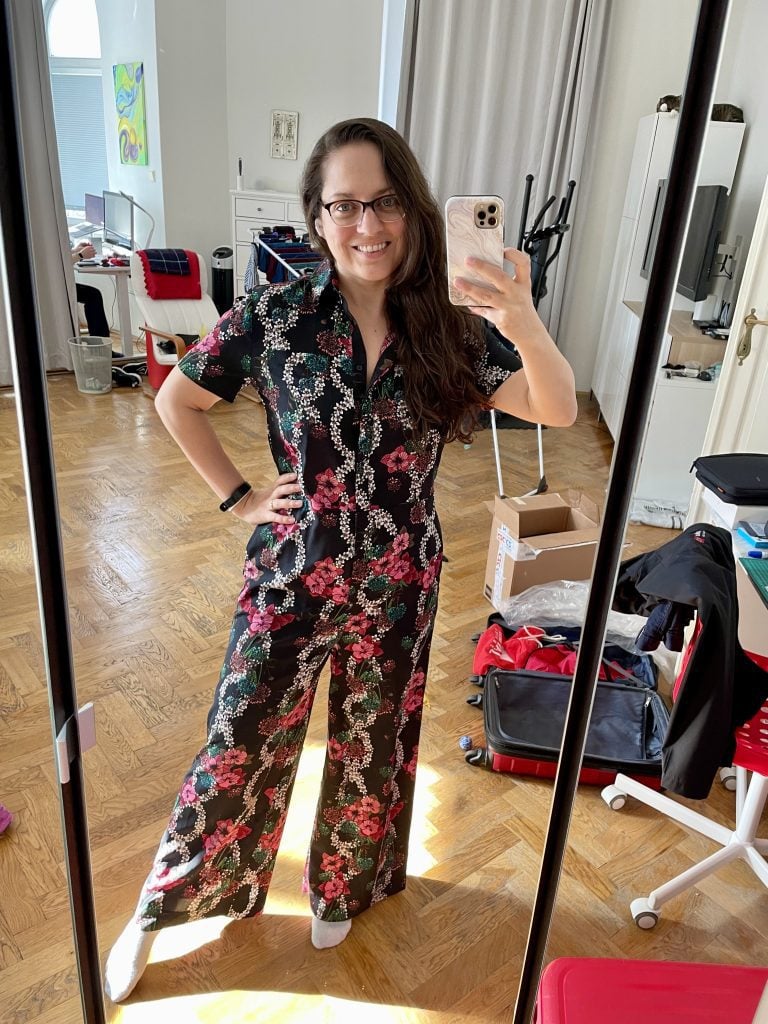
[232,472,303,526]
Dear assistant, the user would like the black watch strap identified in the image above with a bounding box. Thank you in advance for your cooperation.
[219,482,252,512]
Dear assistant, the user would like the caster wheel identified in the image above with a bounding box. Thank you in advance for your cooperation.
[630,897,659,929]
[465,747,489,767]
[719,767,737,792]
[466,692,483,708]
[601,784,627,811]
[470,632,481,643]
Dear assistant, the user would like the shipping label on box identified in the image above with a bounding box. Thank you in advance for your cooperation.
[484,491,601,610]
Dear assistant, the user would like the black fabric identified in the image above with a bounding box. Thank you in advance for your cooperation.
[613,523,768,798]
[75,282,110,338]
[483,669,668,773]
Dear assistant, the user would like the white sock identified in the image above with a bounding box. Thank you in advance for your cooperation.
[311,916,352,950]
[103,917,157,1002]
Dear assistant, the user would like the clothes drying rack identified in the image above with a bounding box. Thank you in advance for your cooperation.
[247,228,322,287]
[489,174,576,497]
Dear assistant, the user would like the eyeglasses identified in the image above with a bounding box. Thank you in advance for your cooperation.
[321,194,404,226]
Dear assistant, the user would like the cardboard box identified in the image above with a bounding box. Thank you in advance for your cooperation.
[484,491,600,610]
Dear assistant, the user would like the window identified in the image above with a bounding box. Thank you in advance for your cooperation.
[45,0,108,219]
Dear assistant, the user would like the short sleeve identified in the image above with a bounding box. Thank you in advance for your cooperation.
[471,325,523,398]
[177,291,266,402]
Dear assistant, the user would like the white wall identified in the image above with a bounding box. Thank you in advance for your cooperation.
[155,0,229,262]
[225,0,384,194]
[95,0,166,247]
[556,0,698,390]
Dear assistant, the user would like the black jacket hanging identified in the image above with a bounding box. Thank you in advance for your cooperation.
[613,523,768,799]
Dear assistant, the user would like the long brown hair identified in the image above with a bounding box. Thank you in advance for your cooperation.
[300,117,491,444]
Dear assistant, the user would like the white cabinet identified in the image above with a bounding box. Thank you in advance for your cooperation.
[230,188,307,296]
[591,112,745,514]
[593,113,744,433]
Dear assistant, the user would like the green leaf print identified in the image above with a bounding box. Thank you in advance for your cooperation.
[387,603,406,622]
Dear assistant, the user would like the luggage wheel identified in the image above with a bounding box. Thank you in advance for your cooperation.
[465,747,489,767]
[466,692,483,708]
[468,674,484,688]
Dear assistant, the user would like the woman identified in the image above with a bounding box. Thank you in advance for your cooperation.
[105,117,576,1002]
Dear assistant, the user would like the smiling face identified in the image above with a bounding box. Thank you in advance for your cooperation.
[315,141,407,292]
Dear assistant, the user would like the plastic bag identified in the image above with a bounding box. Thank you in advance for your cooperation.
[498,579,647,653]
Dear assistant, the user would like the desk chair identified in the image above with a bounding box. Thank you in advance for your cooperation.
[602,630,768,928]
[130,249,219,390]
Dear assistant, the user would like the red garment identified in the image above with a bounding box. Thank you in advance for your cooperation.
[138,250,201,300]
[473,624,545,675]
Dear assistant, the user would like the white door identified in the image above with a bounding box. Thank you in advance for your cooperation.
[687,172,768,523]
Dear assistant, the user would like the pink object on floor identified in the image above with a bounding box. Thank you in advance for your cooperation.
[0,804,12,834]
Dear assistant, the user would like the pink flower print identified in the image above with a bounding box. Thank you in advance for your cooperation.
[320,853,346,874]
[191,325,223,357]
[258,812,286,854]
[359,795,382,815]
[328,738,349,761]
[421,554,442,590]
[346,636,384,663]
[320,874,350,900]
[247,604,276,634]
[283,439,300,468]
[273,521,299,541]
[243,559,262,581]
[279,687,314,729]
[303,557,342,597]
[330,580,350,604]
[387,800,405,823]
[358,817,384,840]
[410,501,426,524]
[381,446,416,474]
[213,766,246,790]
[392,530,410,554]
[310,468,346,512]
[403,670,426,714]
[180,779,198,805]
[344,612,372,635]
[202,818,253,859]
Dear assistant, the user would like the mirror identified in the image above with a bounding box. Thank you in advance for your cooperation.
[2,0,766,1018]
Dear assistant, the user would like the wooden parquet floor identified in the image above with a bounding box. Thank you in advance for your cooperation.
[1,379,766,1023]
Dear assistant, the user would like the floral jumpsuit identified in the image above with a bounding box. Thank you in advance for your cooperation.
[137,261,521,929]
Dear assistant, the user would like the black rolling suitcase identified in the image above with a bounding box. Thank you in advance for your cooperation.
[465,621,669,786]
[466,668,669,786]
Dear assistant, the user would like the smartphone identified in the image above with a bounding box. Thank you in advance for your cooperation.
[445,195,505,305]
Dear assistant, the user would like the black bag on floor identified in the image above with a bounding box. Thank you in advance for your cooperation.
[691,453,768,504]
[467,668,670,785]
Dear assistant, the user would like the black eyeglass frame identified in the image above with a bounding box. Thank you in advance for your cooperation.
[320,194,404,224]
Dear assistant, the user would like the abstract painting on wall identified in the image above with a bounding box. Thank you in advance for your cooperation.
[113,62,148,165]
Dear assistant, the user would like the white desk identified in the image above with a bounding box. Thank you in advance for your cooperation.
[75,263,134,357]
[737,559,768,659]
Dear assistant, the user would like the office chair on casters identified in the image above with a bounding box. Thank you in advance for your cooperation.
[602,629,768,929]
[130,249,219,391]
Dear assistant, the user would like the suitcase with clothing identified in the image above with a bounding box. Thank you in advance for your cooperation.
[465,621,669,786]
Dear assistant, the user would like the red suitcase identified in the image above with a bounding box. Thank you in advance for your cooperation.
[535,957,768,1022]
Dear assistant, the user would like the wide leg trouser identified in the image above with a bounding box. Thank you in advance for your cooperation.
[137,577,438,930]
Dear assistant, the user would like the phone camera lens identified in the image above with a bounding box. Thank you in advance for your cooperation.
[488,204,497,214]
[478,210,486,219]
[488,217,497,227]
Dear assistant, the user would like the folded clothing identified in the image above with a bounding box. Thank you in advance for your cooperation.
[138,249,201,300]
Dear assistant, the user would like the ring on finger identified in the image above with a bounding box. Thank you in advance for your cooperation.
[269,498,274,511]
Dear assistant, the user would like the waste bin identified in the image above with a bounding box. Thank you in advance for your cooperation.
[211,245,234,314]
[68,336,113,394]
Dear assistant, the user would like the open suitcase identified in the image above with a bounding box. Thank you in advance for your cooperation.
[534,957,768,1023]
[465,622,669,786]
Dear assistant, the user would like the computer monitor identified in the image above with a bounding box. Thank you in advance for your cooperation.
[84,192,104,227]
[103,190,134,250]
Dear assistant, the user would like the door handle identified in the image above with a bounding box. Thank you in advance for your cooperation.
[736,308,768,365]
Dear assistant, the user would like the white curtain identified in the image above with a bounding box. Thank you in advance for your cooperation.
[400,0,608,339]
[0,0,77,387]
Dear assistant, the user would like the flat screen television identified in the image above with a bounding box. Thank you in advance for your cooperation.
[103,190,134,250]
[640,180,728,302]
